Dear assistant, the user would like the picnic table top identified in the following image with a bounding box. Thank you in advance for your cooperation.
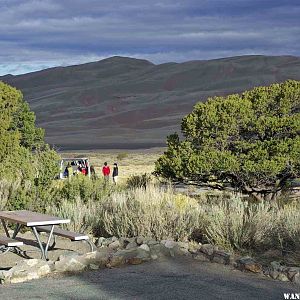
[0,210,70,227]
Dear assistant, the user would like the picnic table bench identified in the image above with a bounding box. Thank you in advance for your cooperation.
[0,236,23,247]
[0,210,94,260]
[0,235,24,255]
[36,225,93,251]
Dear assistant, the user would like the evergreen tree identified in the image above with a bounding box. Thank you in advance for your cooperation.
[155,80,300,201]
[0,81,59,184]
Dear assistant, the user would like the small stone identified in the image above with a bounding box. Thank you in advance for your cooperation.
[107,255,125,268]
[101,236,118,247]
[150,244,170,258]
[270,261,284,272]
[127,257,143,265]
[236,257,262,273]
[269,270,279,280]
[188,242,201,254]
[277,273,289,282]
[164,240,177,249]
[95,237,106,247]
[151,254,158,260]
[58,252,80,261]
[136,249,151,261]
[177,242,189,250]
[118,237,129,248]
[212,250,232,265]
[126,241,138,250]
[55,257,86,273]
[77,249,110,268]
[293,273,300,285]
[108,240,121,250]
[244,263,262,273]
[287,267,300,281]
[193,253,210,262]
[200,244,214,256]
[136,236,144,245]
[147,240,159,246]
[89,264,100,270]
[169,246,190,257]
[139,244,150,252]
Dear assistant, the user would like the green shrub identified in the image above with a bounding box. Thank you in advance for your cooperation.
[58,176,121,203]
[126,173,152,189]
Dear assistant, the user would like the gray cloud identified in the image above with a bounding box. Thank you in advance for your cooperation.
[0,0,299,75]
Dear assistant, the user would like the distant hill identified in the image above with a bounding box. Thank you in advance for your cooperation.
[1,55,300,149]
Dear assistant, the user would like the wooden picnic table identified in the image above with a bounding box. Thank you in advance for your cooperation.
[0,210,70,260]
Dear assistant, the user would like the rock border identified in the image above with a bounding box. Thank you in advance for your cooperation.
[0,237,299,285]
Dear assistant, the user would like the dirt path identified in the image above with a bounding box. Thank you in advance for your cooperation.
[1,257,299,300]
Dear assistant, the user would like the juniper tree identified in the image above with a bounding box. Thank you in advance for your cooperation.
[0,81,58,183]
[155,80,300,201]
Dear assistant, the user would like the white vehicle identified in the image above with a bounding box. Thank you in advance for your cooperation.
[59,157,91,179]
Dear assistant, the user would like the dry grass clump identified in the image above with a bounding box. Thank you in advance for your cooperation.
[100,186,200,240]
[47,185,200,240]
[200,198,275,251]
[199,197,300,252]
[47,197,98,233]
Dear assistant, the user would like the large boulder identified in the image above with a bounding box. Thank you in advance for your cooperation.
[54,253,86,273]
[0,259,53,284]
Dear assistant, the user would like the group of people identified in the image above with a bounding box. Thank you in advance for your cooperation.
[102,162,118,184]
[63,160,119,184]
[65,160,89,177]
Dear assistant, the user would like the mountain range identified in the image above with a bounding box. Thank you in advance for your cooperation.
[1,55,300,149]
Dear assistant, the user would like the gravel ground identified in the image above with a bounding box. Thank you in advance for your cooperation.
[1,256,299,300]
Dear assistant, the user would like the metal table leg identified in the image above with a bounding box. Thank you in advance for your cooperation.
[31,225,55,260]
[1,219,10,237]
[1,220,22,238]
[12,223,22,238]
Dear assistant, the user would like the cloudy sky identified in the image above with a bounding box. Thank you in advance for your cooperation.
[0,0,299,75]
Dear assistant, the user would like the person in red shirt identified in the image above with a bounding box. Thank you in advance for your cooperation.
[102,162,110,182]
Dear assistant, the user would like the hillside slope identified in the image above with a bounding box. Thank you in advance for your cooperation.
[1,55,300,149]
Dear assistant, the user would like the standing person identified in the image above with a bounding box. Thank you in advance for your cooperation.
[112,163,118,185]
[102,162,110,182]
[67,163,73,179]
[90,165,97,180]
